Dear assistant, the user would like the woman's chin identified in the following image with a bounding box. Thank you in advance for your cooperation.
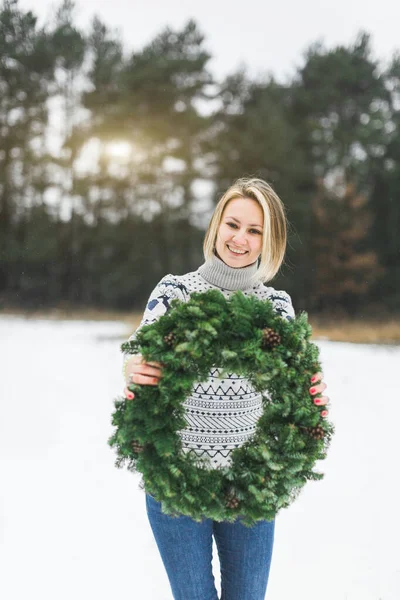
[215,246,255,268]
[221,250,252,268]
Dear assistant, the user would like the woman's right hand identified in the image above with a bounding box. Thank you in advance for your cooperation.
[123,354,163,400]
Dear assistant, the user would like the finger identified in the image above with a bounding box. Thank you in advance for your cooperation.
[124,386,135,400]
[130,355,161,368]
[145,361,163,369]
[143,363,163,377]
[309,382,327,395]
[321,410,328,418]
[313,395,329,406]
[137,364,163,378]
[310,371,323,383]
[129,373,159,386]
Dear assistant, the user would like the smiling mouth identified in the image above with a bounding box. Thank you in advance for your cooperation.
[227,244,248,255]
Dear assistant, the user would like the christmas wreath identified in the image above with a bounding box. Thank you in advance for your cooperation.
[109,289,334,527]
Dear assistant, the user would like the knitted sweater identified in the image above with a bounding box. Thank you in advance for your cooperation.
[124,253,295,471]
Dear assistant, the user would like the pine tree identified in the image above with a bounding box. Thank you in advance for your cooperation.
[310,179,384,313]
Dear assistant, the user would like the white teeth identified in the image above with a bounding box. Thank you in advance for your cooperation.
[228,245,247,255]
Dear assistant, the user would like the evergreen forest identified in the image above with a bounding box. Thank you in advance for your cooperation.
[1,0,399,316]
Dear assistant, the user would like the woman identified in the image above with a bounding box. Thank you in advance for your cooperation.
[123,177,329,600]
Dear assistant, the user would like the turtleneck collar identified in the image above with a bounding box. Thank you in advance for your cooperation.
[198,252,260,291]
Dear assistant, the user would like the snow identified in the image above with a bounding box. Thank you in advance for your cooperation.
[0,315,398,600]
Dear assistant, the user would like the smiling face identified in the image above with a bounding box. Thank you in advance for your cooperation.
[214,197,264,268]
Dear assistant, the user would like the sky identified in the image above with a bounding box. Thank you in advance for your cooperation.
[17,0,400,81]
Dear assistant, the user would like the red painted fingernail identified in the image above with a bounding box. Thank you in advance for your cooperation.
[311,376,317,383]
[314,398,322,404]
[310,388,316,394]
[126,392,134,400]
[321,410,328,417]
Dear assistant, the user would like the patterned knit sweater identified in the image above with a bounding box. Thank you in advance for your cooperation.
[124,253,295,471]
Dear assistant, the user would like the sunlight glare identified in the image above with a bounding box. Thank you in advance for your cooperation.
[104,141,132,161]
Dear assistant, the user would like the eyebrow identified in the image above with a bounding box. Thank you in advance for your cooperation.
[225,216,263,229]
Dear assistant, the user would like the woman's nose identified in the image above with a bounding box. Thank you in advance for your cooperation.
[233,231,247,244]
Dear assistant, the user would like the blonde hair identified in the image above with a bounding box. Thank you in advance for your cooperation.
[203,177,288,283]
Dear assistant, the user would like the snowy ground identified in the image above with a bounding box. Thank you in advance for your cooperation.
[0,315,398,600]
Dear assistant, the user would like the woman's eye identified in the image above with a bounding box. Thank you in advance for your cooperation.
[227,222,261,234]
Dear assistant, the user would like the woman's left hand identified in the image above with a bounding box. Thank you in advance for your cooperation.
[309,372,329,418]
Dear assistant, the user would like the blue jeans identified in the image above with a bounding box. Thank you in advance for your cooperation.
[145,493,275,600]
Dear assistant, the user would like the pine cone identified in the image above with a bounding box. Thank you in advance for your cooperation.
[303,425,325,440]
[163,332,176,346]
[132,440,145,453]
[261,327,281,349]
[226,488,240,509]
[226,495,240,509]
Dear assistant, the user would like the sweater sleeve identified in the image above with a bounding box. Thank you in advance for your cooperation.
[268,289,295,321]
[122,274,185,377]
